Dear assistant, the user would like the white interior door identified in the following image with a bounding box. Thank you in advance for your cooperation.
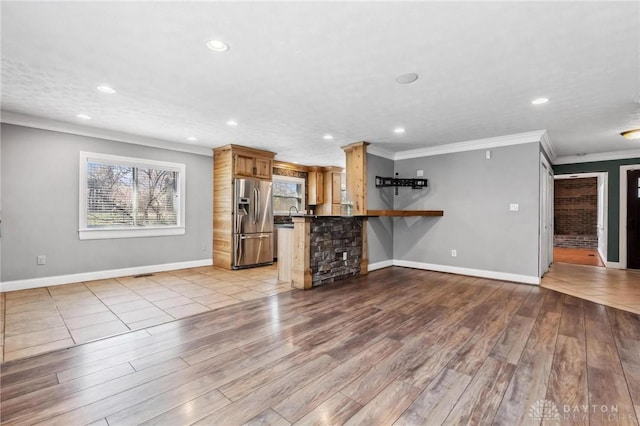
[597,173,608,264]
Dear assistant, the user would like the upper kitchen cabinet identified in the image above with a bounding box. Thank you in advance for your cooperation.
[231,146,274,180]
[315,166,344,215]
[307,168,324,205]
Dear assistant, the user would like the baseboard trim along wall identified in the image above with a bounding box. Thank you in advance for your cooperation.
[0,259,213,292]
[368,259,541,285]
[367,260,394,271]
[604,261,623,269]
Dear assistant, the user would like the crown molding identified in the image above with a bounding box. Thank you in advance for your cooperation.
[366,145,395,160]
[368,130,553,161]
[553,149,640,165]
[393,130,548,161]
[0,111,213,157]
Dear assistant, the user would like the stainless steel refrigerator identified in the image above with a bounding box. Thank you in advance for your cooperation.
[233,178,273,269]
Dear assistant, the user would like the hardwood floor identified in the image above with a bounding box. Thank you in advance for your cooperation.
[553,247,604,267]
[2,267,639,425]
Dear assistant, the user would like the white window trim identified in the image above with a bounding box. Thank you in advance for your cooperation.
[79,151,186,240]
[272,175,306,214]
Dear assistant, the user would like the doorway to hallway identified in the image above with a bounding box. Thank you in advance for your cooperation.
[553,173,607,267]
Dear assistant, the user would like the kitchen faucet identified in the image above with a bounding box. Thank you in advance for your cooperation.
[289,206,299,217]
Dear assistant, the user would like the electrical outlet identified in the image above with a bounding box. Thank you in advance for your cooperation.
[417,170,424,177]
[451,249,457,257]
[37,255,46,265]
[342,252,348,261]
[509,203,519,212]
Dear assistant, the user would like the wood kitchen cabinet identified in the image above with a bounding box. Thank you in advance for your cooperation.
[307,169,324,205]
[315,166,343,215]
[234,152,273,180]
[213,144,276,269]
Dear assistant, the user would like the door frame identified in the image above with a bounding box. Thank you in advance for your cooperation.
[619,164,640,269]
[540,153,554,277]
[554,171,608,266]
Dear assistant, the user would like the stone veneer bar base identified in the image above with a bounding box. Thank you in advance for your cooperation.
[291,216,368,289]
[310,217,363,286]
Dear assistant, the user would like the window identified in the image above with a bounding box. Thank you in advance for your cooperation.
[79,152,186,240]
[272,175,305,214]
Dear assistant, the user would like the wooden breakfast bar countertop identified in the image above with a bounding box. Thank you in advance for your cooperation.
[366,210,444,217]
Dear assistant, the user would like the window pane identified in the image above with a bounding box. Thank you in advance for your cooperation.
[87,163,134,227]
[273,180,303,212]
[135,168,177,226]
[87,163,178,228]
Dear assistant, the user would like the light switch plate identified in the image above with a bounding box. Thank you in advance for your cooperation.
[509,203,519,212]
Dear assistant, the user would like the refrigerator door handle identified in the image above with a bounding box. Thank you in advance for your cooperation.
[240,234,270,239]
[253,188,258,224]
[235,234,243,265]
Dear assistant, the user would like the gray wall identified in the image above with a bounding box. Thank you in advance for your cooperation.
[390,142,541,278]
[366,153,394,264]
[1,124,213,282]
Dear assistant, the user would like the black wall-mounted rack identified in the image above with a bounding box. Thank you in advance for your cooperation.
[375,176,428,189]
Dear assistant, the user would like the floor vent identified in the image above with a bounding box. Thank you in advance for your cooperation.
[133,273,154,278]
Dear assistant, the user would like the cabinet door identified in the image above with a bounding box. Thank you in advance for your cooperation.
[254,158,272,179]
[308,171,324,205]
[331,173,342,204]
[235,154,255,177]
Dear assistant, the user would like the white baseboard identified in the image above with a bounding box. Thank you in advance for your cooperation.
[604,261,623,269]
[0,259,213,292]
[391,259,541,285]
[368,260,394,272]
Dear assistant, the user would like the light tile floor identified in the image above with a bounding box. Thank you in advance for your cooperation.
[542,261,640,315]
[0,264,290,363]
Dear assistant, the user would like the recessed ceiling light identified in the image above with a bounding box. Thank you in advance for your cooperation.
[206,39,229,52]
[395,73,419,84]
[394,127,405,134]
[187,136,198,142]
[226,120,238,127]
[323,134,334,140]
[621,129,640,140]
[76,114,91,120]
[293,161,299,164]
[531,97,549,105]
[96,85,116,94]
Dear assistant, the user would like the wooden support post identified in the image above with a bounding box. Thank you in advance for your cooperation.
[342,142,369,215]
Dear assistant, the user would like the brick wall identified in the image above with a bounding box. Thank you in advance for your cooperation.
[554,177,597,249]
[310,217,362,286]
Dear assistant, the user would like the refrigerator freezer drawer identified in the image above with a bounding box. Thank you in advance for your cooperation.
[233,233,273,268]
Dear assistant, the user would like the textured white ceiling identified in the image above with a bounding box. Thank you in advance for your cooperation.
[1,2,639,166]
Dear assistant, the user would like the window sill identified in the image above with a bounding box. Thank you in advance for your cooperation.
[79,226,186,240]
